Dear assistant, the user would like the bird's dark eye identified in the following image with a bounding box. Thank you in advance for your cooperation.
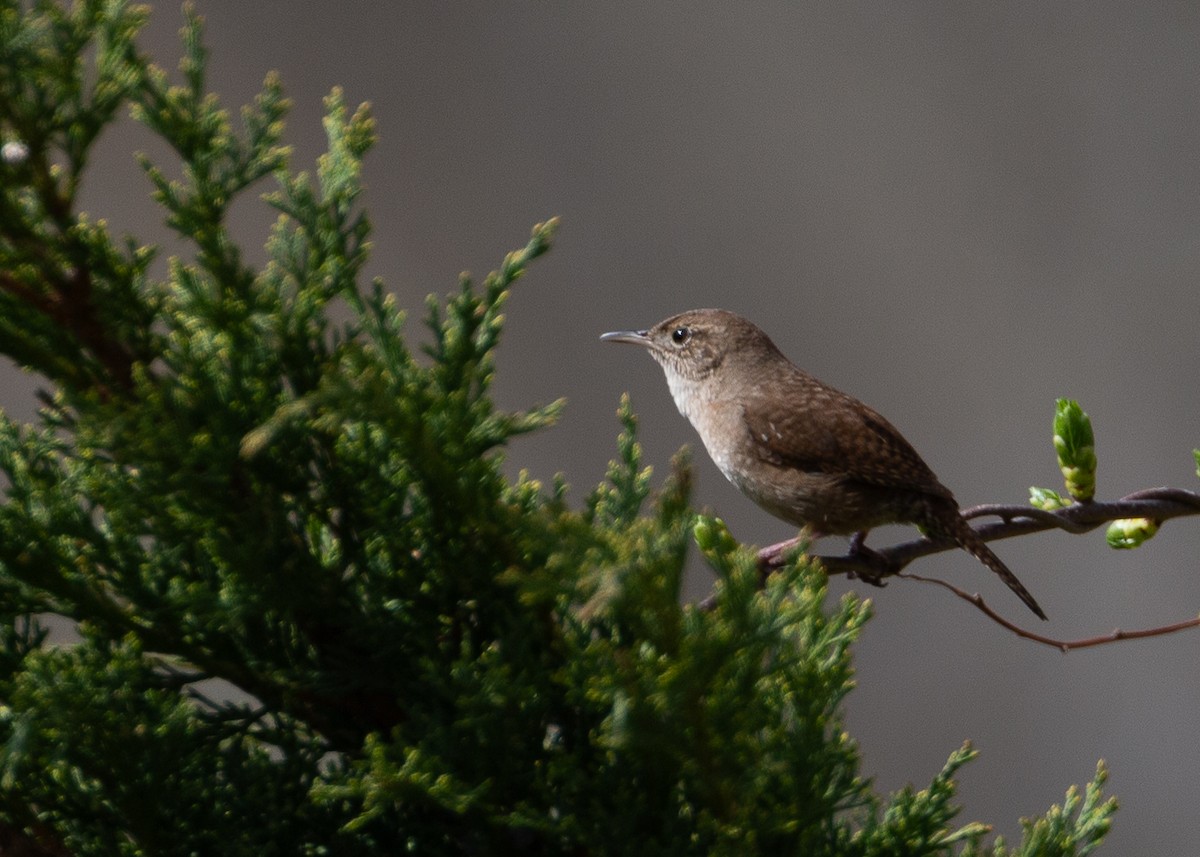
[671,326,691,345]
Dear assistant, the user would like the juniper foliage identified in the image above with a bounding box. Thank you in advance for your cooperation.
[0,2,1114,854]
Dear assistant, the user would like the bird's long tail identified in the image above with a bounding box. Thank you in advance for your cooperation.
[932,510,1047,620]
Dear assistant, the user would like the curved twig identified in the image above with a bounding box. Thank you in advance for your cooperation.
[901,571,1200,652]
[758,487,1200,579]
[740,486,1200,646]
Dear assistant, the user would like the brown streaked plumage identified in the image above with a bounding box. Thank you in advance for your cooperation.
[601,308,1046,620]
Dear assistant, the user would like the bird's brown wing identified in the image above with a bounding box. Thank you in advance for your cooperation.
[740,375,955,501]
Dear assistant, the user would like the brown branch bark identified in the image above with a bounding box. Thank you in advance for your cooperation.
[0,266,135,397]
[901,571,1200,652]
[1,139,137,397]
[742,486,1200,647]
[758,487,1200,578]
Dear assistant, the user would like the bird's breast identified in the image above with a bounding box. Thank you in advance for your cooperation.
[669,390,745,480]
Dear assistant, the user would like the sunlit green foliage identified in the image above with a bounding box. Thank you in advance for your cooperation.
[0,3,1114,854]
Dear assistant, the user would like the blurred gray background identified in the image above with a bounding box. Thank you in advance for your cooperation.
[5,2,1200,851]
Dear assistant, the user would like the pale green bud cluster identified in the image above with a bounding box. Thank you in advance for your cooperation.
[1106,518,1159,549]
[1028,486,1071,511]
[1053,398,1097,502]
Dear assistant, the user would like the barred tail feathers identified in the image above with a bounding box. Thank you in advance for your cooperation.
[922,506,1047,621]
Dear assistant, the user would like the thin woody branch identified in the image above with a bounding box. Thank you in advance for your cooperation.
[757,486,1200,578]
[0,258,136,397]
[736,486,1200,647]
[901,571,1200,652]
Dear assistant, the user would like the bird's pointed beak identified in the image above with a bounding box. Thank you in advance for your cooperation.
[600,329,650,346]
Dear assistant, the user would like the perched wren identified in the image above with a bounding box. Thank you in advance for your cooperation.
[601,308,1045,620]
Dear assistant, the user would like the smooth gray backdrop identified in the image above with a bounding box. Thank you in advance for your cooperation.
[5,3,1199,851]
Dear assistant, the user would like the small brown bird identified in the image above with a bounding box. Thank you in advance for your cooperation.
[601,308,1045,620]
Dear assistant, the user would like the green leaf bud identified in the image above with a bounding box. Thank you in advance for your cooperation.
[1053,398,1097,501]
[1029,486,1071,511]
[1106,518,1159,549]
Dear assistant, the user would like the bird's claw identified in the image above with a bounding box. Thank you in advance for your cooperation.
[845,531,894,588]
